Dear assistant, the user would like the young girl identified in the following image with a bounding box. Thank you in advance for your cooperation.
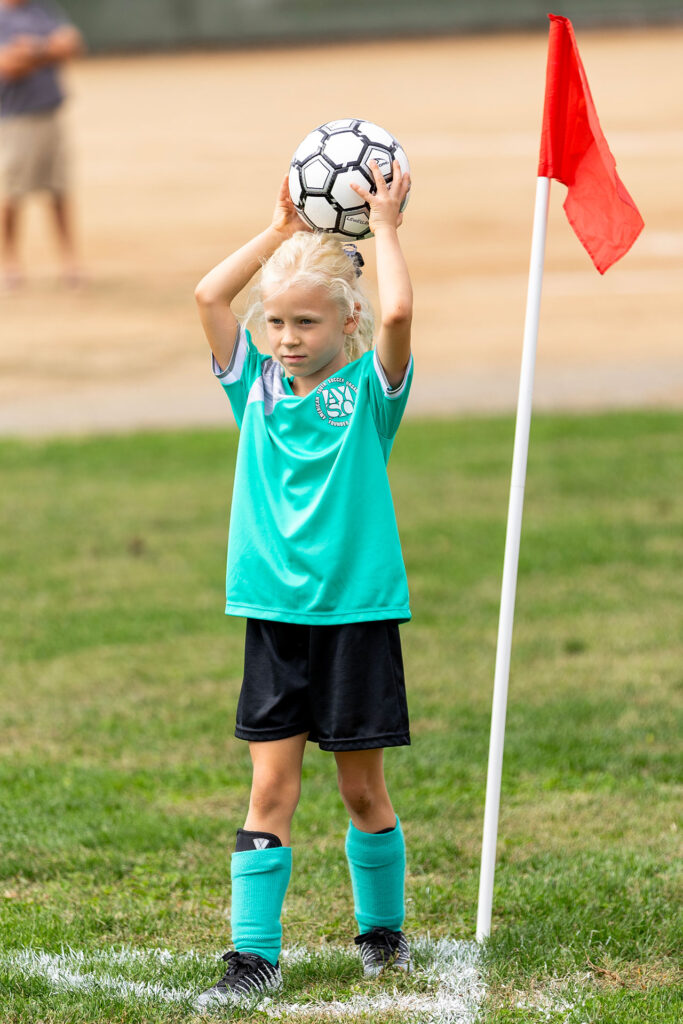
[194,159,413,1007]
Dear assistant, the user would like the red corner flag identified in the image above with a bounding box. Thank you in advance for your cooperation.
[538,14,644,273]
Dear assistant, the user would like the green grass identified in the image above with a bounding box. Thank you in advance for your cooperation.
[0,411,681,1023]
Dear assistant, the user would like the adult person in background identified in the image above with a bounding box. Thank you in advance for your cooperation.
[0,0,84,287]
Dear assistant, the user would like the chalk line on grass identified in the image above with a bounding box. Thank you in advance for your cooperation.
[1,938,484,1022]
[266,939,484,1022]
[2,947,197,1005]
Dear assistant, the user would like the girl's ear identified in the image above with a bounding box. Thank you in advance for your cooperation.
[343,302,361,335]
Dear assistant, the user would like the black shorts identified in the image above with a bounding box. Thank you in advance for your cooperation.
[235,618,410,751]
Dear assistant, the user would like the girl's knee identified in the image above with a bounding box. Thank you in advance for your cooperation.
[337,775,385,817]
[250,769,301,817]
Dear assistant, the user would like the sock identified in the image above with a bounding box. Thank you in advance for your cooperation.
[345,816,406,934]
[230,846,292,965]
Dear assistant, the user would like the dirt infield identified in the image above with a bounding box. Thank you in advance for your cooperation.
[1,27,682,436]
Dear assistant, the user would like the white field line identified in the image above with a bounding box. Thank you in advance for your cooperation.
[266,939,484,1021]
[510,973,593,1021]
[1,947,197,1005]
[0,938,484,1022]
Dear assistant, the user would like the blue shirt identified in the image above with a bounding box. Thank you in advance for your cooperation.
[214,327,413,625]
[0,1,69,117]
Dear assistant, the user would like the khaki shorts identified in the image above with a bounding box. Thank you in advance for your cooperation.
[0,109,68,199]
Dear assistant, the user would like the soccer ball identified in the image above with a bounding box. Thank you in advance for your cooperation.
[288,118,410,239]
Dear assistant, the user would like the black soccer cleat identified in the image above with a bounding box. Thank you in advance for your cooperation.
[354,926,411,976]
[196,950,282,1009]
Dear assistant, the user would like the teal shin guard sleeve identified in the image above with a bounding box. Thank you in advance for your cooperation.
[345,817,406,934]
[230,846,292,965]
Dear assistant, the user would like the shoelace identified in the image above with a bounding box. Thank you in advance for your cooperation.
[354,927,400,956]
[219,950,269,981]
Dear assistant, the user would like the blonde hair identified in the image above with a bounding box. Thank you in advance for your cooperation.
[244,232,374,362]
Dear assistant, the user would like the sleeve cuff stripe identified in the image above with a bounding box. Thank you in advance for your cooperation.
[212,325,247,383]
[373,349,413,399]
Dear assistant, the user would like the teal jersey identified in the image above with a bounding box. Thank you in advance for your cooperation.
[213,327,413,625]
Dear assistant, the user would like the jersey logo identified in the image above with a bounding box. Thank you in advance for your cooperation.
[315,378,358,427]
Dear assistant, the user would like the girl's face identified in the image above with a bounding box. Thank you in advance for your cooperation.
[263,282,356,395]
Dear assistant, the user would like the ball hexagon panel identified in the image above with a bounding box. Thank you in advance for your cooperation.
[339,207,371,239]
[324,118,357,132]
[356,121,395,148]
[301,195,339,231]
[322,131,366,169]
[288,167,303,206]
[393,146,410,176]
[292,130,325,164]
[330,166,374,211]
[362,145,394,180]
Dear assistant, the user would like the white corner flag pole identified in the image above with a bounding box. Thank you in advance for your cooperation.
[476,175,551,942]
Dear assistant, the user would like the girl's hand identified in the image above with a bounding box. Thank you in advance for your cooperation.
[271,174,312,238]
[350,159,411,234]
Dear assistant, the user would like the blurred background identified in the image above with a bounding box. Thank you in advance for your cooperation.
[47,0,683,50]
[2,0,682,435]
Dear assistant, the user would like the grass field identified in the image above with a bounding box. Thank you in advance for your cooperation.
[0,412,681,1023]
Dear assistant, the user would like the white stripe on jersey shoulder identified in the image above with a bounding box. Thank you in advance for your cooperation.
[246,357,290,416]
[373,349,413,400]
[212,324,248,384]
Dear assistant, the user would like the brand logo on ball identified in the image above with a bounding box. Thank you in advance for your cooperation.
[315,378,358,426]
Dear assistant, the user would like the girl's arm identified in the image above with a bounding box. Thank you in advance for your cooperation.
[195,175,309,370]
[351,160,413,388]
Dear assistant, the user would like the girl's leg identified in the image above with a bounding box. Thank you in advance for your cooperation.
[230,733,308,967]
[244,732,308,844]
[336,749,407,939]
[335,748,395,833]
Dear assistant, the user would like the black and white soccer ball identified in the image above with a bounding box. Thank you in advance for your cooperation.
[288,118,410,240]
